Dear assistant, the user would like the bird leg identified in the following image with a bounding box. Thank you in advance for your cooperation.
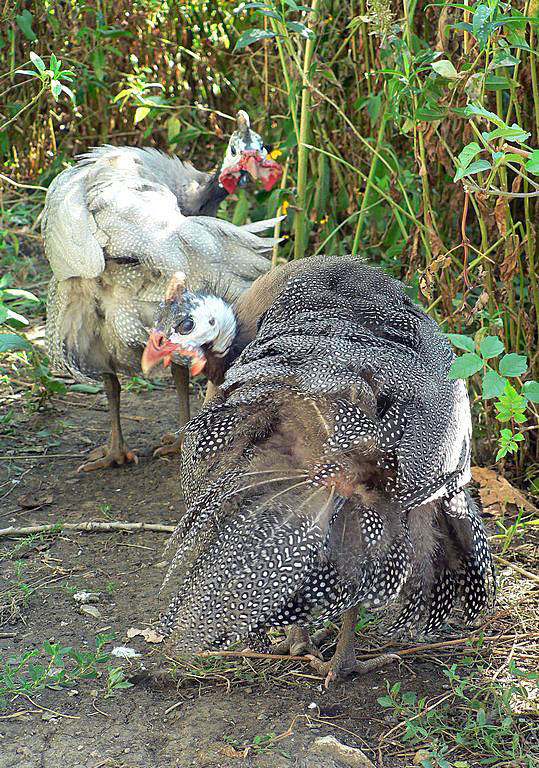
[306,606,400,688]
[153,362,190,458]
[203,380,221,405]
[269,626,330,659]
[77,373,139,472]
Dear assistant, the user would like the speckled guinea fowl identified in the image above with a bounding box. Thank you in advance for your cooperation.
[144,254,495,683]
[43,111,282,471]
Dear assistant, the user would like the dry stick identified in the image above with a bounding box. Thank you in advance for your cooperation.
[197,632,537,664]
[0,522,176,538]
[494,554,539,584]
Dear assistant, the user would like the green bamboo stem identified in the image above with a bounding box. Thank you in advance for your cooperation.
[294,0,322,259]
[351,110,389,256]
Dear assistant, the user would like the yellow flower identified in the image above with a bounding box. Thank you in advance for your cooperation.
[319,214,329,225]
[270,148,282,159]
[280,199,290,216]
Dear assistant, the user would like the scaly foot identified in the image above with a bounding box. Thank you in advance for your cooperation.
[77,442,139,472]
[152,432,183,458]
[307,649,399,688]
[270,626,331,659]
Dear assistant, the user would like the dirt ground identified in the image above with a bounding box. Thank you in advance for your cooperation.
[1,382,538,768]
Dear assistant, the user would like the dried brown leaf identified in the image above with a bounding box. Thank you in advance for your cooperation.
[494,197,507,237]
[472,467,537,516]
[18,492,53,509]
[500,234,520,285]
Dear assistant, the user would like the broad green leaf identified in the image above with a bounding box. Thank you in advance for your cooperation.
[482,370,505,399]
[485,74,512,90]
[5,308,29,327]
[234,28,276,51]
[29,51,45,72]
[479,335,504,359]
[525,150,539,175]
[499,353,528,377]
[448,352,483,379]
[446,333,476,352]
[464,102,505,127]
[431,60,459,79]
[0,333,33,354]
[472,5,493,48]
[415,105,448,121]
[522,380,539,403]
[287,21,314,38]
[486,124,530,143]
[16,10,37,41]
[489,51,519,69]
[454,142,481,177]
[50,79,62,101]
[134,106,151,124]
[2,288,39,302]
[454,159,491,182]
[69,383,102,394]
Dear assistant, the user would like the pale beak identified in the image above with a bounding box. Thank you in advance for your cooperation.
[141,332,207,376]
[141,331,179,375]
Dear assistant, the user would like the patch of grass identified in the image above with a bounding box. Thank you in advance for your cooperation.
[0,634,133,708]
[224,730,291,758]
[378,659,539,767]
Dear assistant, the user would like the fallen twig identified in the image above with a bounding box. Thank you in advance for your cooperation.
[493,554,539,584]
[197,631,537,664]
[0,521,175,538]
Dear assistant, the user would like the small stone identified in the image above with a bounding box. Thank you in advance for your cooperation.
[79,605,101,618]
[413,749,431,765]
[73,591,101,604]
[309,735,375,768]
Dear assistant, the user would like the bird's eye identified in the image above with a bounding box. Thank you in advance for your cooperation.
[177,317,194,334]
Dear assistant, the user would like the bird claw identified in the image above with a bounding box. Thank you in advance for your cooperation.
[306,651,400,688]
[152,433,183,459]
[270,626,328,659]
[77,443,139,472]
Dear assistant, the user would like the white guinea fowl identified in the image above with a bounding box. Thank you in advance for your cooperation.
[43,111,282,471]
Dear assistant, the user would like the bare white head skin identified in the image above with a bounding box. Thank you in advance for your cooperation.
[142,273,237,376]
[220,110,268,175]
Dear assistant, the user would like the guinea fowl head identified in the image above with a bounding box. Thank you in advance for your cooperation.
[141,272,236,377]
[219,111,282,194]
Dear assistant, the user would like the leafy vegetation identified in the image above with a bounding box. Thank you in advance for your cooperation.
[1,3,538,482]
[0,634,133,708]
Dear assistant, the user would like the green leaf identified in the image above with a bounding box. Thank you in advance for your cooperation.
[525,150,539,175]
[69,383,102,394]
[486,124,530,143]
[448,353,483,379]
[16,10,37,41]
[522,380,539,403]
[286,21,315,39]
[376,695,394,707]
[134,106,151,124]
[455,142,482,175]
[464,102,505,127]
[431,59,459,79]
[234,28,276,51]
[499,353,528,377]
[454,159,491,182]
[446,333,476,352]
[472,5,493,48]
[415,104,448,121]
[50,79,62,101]
[482,370,505,399]
[0,333,33,354]
[485,74,512,90]
[479,335,504,359]
[29,51,45,72]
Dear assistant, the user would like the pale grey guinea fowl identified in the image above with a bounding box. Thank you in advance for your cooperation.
[43,112,282,471]
[142,254,495,684]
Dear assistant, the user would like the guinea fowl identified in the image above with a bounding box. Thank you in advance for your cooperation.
[142,254,495,684]
[43,111,282,471]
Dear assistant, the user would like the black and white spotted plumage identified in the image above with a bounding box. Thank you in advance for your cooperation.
[158,255,495,651]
